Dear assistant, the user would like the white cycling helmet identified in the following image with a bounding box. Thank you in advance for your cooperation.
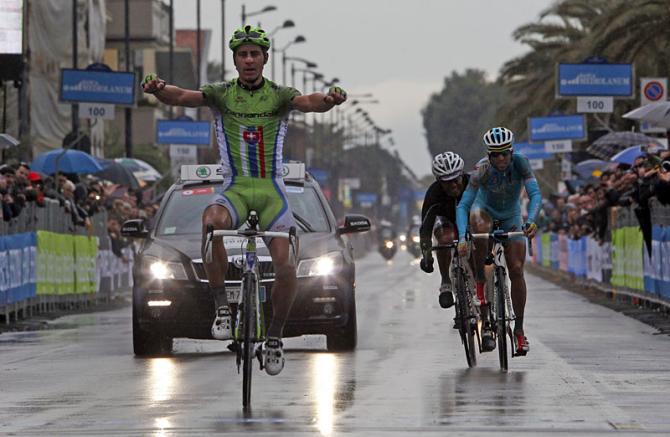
[432,151,465,181]
[483,127,514,152]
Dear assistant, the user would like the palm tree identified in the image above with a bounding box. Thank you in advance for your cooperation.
[497,0,617,137]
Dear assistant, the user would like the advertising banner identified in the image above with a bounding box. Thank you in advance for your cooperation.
[355,192,378,207]
[541,234,551,267]
[662,227,670,300]
[515,142,552,160]
[528,115,587,142]
[625,226,644,291]
[0,0,22,54]
[0,233,36,305]
[157,120,211,145]
[60,69,136,105]
[557,63,633,97]
[74,235,98,294]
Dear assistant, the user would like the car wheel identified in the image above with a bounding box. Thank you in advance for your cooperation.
[132,296,173,356]
[326,296,357,351]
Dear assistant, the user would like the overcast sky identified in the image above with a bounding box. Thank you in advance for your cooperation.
[174,0,554,178]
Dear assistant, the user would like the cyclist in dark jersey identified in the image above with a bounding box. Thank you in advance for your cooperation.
[419,152,473,310]
[142,25,346,375]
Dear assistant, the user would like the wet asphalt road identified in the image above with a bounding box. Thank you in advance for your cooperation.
[1,250,670,436]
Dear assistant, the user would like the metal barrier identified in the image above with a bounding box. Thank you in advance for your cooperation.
[1,199,133,324]
[530,200,670,305]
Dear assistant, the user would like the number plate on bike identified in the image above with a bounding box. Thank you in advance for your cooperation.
[226,286,267,302]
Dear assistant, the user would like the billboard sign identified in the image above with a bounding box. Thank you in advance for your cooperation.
[156,120,211,145]
[0,0,22,54]
[356,192,378,207]
[514,142,552,160]
[528,115,587,142]
[60,69,136,105]
[557,63,633,97]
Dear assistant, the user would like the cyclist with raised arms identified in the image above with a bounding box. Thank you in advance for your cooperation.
[419,152,471,309]
[142,25,347,375]
[456,127,541,355]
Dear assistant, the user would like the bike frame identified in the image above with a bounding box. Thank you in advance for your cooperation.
[433,240,480,367]
[204,213,293,410]
[471,229,527,370]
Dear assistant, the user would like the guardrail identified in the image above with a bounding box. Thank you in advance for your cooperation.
[530,199,670,305]
[1,200,133,324]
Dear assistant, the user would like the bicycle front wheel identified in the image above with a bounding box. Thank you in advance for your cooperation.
[495,267,508,372]
[455,270,477,368]
[241,274,255,410]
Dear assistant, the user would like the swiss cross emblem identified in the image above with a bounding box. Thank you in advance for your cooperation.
[243,128,260,145]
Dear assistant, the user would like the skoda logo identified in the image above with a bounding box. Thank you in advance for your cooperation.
[196,166,211,178]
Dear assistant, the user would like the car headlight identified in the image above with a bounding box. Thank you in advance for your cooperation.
[399,234,407,242]
[385,240,394,249]
[297,251,343,278]
[144,256,188,280]
[412,235,420,243]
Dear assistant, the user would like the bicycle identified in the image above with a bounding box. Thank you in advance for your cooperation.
[204,210,296,410]
[471,222,531,372]
[432,240,480,368]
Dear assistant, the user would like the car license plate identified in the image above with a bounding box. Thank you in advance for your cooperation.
[226,286,266,303]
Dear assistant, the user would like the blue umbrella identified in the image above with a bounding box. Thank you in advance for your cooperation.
[573,159,609,180]
[31,148,103,175]
[610,145,647,165]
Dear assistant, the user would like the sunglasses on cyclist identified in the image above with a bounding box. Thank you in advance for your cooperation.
[489,150,511,158]
[234,31,263,39]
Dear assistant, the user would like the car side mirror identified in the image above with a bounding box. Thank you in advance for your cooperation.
[121,219,149,238]
[337,215,371,235]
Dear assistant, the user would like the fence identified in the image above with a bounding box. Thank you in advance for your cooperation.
[530,199,670,303]
[0,199,133,323]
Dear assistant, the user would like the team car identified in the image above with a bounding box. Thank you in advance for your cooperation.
[122,163,371,356]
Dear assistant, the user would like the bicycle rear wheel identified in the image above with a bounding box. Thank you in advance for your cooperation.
[495,267,508,372]
[455,270,477,368]
[241,274,255,410]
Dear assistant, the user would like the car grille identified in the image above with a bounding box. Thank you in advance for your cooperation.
[192,260,275,283]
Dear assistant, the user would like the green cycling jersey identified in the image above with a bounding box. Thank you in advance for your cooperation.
[201,78,301,179]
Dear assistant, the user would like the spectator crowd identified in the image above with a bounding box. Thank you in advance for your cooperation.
[538,147,670,245]
[0,161,160,263]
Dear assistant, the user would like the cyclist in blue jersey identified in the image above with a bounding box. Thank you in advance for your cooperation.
[456,127,541,355]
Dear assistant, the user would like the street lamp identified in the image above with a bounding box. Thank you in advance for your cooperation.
[241,4,276,25]
[269,20,295,80]
[288,57,317,88]
[279,35,306,84]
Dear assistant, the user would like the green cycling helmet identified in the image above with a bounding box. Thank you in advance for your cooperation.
[229,25,271,51]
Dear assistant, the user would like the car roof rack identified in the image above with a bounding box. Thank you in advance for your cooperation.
[180,162,305,185]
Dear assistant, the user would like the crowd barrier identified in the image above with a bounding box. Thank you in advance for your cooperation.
[530,199,670,303]
[0,200,133,324]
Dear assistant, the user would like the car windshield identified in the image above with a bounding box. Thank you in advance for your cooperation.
[155,184,330,236]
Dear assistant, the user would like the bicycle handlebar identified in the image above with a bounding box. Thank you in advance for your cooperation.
[204,228,294,263]
[470,231,526,239]
[210,229,291,240]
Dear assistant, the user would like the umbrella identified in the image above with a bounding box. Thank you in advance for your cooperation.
[115,158,162,182]
[0,133,20,150]
[94,159,140,189]
[623,101,670,128]
[31,148,103,175]
[586,131,664,160]
[610,144,668,165]
[572,159,610,180]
